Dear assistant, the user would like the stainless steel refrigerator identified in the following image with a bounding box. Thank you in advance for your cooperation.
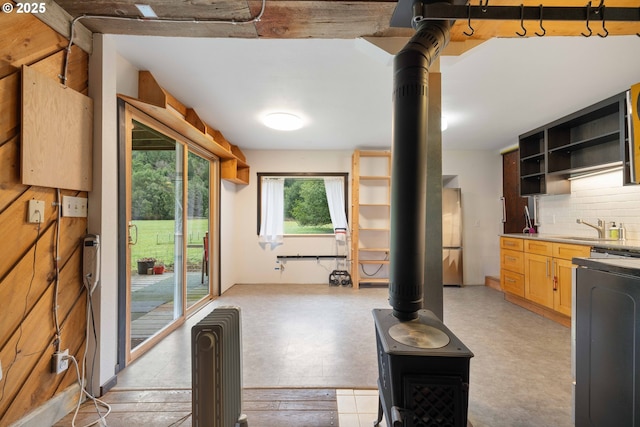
[442,188,463,286]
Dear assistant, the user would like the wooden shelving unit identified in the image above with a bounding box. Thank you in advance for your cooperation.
[126,71,250,185]
[351,150,391,288]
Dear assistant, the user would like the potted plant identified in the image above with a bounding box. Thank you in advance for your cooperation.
[137,257,156,275]
[153,261,165,275]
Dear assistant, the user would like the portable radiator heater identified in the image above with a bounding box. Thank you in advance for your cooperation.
[191,306,248,427]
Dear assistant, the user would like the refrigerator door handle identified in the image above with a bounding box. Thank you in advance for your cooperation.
[500,196,506,223]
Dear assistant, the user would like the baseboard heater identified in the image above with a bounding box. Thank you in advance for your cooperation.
[191,306,248,427]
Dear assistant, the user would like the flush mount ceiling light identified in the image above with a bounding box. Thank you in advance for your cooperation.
[262,112,303,131]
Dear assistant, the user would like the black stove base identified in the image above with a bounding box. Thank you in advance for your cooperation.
[373,309,473,427]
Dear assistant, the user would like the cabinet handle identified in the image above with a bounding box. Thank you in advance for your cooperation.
[506,256,517,262]
[546,259,550,277]
[505,277,516,283]
[501,196,506,223]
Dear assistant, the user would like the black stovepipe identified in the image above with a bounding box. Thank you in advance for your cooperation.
[388,15,451,321]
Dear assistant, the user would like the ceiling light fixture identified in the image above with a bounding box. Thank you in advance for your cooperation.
[135,4,158,18]
[263,112,303,131]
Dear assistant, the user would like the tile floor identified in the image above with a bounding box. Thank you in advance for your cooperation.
[115,284,573,427]
[336,389,385,427]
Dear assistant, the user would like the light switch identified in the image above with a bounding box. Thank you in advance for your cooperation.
[62,196,88,217]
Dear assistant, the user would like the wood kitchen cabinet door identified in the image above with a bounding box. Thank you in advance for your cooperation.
[524,253,554,309]
[554,258,574,316]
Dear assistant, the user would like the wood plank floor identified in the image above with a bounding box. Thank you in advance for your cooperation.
[54,388,338,427]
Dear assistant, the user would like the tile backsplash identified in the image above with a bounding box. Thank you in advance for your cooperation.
[537,169,640,240]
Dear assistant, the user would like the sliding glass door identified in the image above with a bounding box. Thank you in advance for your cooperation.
[186,152,211,309]
[121,104,217,363]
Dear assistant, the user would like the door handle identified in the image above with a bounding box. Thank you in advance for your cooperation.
[128,222,138,246]
[500,196,506,223]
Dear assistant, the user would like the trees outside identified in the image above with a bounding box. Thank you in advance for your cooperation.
[131,149,209,221]
[284,178,331,228]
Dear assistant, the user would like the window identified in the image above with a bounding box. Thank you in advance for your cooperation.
[257,173,348,236]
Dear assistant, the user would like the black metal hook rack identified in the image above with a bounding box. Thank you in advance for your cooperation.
[392,0,640,35]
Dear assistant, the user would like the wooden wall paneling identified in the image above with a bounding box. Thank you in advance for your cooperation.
[0,193,86,346]
[0,188,56,279]
[1,267,88,425]
[0,73,19,143]
[30,46,89,94]
[0,8,90,425]
[0,267,81,418]
[21,65,93,191]
[0,10,68,80]
[14,0,93,55]
[0,136,28,212]
[0,223,56,349]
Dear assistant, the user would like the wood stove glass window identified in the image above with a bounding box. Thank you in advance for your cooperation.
[257,173,348,235]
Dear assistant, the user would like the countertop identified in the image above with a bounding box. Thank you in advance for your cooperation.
[573,257,640,277]
[501,233,640,252]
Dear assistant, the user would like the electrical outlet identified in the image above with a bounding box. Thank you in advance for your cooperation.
[52,349,69,374]
[28,200,45,223]
[62,196,88,217]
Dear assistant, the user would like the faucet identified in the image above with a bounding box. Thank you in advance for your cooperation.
[576,218,606,238]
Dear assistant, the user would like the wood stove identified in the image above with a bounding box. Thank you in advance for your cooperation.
[373,309,473,427]
[374,1,474,425]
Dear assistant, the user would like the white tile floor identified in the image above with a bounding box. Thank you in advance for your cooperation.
[337,389,387,427]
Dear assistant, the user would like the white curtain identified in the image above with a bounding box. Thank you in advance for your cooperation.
[259,177,284,247]
[324,177,348,239]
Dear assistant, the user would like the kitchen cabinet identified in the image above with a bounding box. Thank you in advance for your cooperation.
[525,251,554,309]
[501,236,590,322]
[524,241,590,314]
[519,91,633,196]
[500,237,524,297]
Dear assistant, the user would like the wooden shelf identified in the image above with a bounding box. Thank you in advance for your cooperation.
[120,71,250,185]
[360,175,390,181]
[351,149,391,289]
[359,260,390,265]
[221,158,250,184]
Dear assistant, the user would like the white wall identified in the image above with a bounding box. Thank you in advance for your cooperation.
[537,169,640,240]
[220,180,238,292]
[443,150,503,284]
[88,34,121,395]
[231,150,353,284]
[228,149,503,286]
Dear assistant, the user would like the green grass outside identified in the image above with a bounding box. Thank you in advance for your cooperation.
[284,220,333,235]
[131,218,332,272]
[131,218,209,271]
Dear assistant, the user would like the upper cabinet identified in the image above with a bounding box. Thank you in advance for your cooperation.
[519,91,636,196]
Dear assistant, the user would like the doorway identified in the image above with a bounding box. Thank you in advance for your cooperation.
[119,103,218,365]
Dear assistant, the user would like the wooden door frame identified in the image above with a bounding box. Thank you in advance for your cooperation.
[117,100,220,368]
